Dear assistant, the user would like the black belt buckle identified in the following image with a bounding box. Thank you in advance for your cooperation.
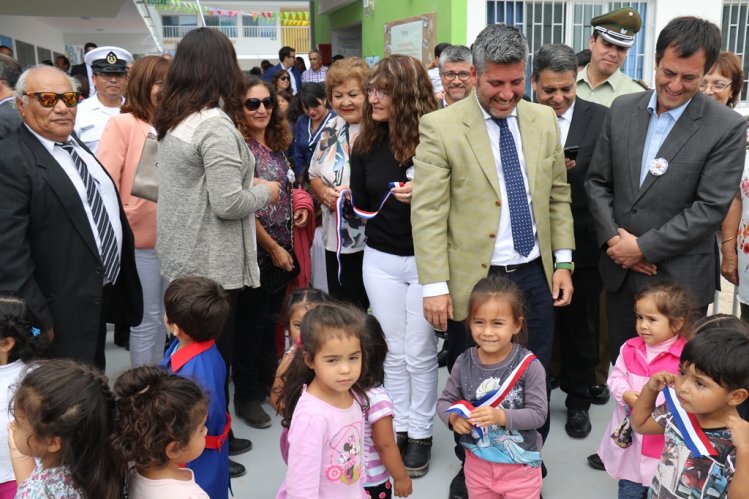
[492,263,523,273]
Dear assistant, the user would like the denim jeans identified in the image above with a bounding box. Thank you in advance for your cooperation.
[618,479,648,499]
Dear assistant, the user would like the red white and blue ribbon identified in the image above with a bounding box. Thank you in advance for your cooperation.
[445,353,536,438]
[332,182,403,284]
[663,386,717,457]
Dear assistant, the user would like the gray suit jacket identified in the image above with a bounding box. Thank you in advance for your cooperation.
[0,99,21,139]
[585,91,746,306]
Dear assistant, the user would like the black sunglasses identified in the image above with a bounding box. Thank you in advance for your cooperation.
[244,97,274,111]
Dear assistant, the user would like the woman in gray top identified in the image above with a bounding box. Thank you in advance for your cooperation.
[153,27,280,474]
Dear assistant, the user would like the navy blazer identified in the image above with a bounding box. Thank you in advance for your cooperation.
[262,63,302,93]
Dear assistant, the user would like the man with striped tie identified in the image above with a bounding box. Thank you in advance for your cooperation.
[0,65,142,369]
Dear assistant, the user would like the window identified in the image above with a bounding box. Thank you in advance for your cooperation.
[722,0,749,104]
[161,15,197,38]
[205,15,238,38]
[15,40,36,69]
[243,15,277,40]
[486,1,651,94]
[36,47,52,64]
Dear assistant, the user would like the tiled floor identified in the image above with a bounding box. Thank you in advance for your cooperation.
[105,338,620,499]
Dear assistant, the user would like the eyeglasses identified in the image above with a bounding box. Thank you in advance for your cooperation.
[279,76,290,81]
[441,71,471,81]
[244,97,274,111]
[23,92,80,108]
[699,80,731,91]
[366,87,389,99]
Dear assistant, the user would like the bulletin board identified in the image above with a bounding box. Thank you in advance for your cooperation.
[383,12,436,66]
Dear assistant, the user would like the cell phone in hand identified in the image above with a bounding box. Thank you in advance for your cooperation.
[564,146,580,160]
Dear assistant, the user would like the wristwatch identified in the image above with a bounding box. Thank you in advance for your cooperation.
[553,262,575,274]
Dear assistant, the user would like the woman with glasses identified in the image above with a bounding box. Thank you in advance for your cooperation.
[308,57,370,310]
[232,76,310,430]
[153,28,280,487]
[272,69,292,94]
[712,52,749,325]
[97,55,170,367]
[350,54,438,477]
[291,82,336,178]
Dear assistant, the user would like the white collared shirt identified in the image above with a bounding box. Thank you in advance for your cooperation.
[556,100,575,146]
[25,125,122,282]
[73,95,123,154]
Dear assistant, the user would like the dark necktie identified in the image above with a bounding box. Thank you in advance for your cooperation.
[493,118,534,256]
[57,141,120,282]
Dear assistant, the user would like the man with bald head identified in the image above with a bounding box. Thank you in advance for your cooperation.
[0,65,141,369]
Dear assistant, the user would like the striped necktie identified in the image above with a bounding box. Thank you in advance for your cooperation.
[493,117,535,256]
[57,141,120,282]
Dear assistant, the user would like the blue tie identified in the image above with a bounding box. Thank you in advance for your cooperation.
[57,141,120,282]
[494,118,534,257]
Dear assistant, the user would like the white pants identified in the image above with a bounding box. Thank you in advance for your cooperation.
[130,248,169,367]
[362,245,438,438]
[311,226,329,293]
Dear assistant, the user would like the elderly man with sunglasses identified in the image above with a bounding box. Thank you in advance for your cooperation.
[74,46,132,154]
[0,65,142,369]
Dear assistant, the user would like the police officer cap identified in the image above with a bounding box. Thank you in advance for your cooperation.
[85,46,132,74]
[591,7,642,48]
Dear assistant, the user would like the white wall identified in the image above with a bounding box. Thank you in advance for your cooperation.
[0,16,65,53]
[653,1,723,41]
[332,25,361,57]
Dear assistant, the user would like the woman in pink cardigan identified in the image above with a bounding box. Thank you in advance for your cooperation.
[98,55,170,367]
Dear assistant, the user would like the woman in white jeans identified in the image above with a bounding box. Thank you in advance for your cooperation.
[98,56,170,366]
[350,54,438,478]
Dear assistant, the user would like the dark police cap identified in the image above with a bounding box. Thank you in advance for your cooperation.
[591,7,642,48]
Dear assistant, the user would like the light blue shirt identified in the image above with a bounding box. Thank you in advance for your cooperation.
[639,91,691,186]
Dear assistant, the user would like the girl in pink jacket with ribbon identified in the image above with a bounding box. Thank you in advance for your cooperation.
[596,282,691,499]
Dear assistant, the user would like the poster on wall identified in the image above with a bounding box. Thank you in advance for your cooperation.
[384,12,435,66]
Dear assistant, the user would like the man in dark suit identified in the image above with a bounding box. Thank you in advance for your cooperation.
[70,42,97,98]
[532,43,608,439]
[585,17,746,362]
[0,65,142,369]
[261,46,302,95]
[0,54,21,138]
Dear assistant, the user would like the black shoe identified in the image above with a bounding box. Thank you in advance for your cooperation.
[228,436,253,456]
[437,349,449,368]
[587,453,605,471]
[565,409,592,438]
[235,399,271,429]
[396,432,408,457]
[448,467,468,499]
[403,437,432,478]
[589,384,611,405]
[229,459,246,478]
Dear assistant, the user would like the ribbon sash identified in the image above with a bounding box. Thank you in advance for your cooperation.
[445,353,536,437]
[663,386,717,457]
[333,183,402,283]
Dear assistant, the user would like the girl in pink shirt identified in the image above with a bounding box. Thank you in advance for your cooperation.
[276,303,369,499]
[596,282,691,499]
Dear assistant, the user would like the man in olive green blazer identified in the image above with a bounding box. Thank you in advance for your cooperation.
[412,25,575,373]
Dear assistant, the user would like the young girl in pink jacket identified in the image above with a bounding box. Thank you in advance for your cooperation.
[596,282,691,499]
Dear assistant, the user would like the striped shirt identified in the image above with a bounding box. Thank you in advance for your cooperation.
[363,386,394,487]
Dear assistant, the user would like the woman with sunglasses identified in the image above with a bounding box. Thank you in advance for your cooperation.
[291,82,336,178]
[308,57,370,310]
[232,76,311,430]
[272,69,292,94]
[350,55,438,477]
[97,55,170,368]
[153,28,280,487]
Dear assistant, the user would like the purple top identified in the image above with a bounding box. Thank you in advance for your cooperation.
[247,139,292,248]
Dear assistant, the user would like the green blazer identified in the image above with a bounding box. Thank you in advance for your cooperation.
[412,93,574,321]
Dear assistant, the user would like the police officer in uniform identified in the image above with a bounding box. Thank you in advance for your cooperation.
[74,46,132,154]
[576,7,647,107]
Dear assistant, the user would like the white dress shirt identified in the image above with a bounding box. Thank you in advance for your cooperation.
[26,125,122,281]
[557,100,575,146]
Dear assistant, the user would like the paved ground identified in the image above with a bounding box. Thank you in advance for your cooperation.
[104,278,738,498]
